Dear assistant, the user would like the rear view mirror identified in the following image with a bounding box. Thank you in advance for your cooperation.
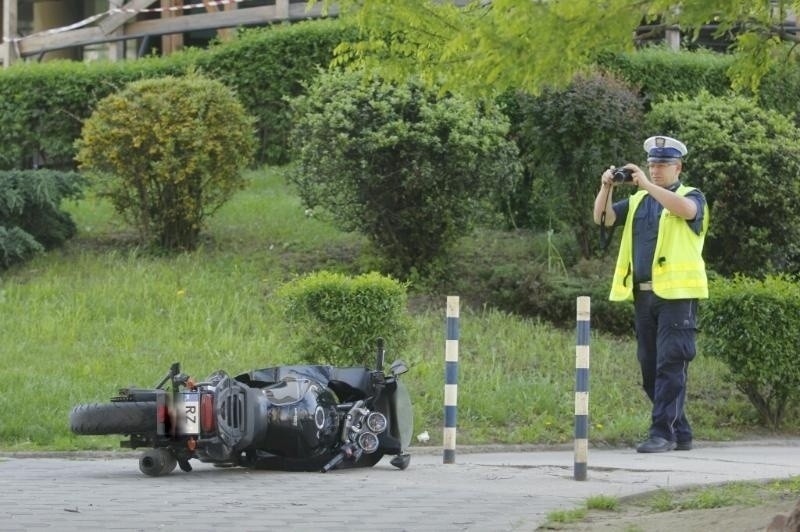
[390,360,409,376]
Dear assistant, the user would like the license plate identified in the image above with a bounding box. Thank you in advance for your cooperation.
[177,392,200,435]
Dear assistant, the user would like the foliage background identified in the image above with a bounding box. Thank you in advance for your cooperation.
[2,13,800,450]
[2,20,800,172]
[504,72,644,257]
[646,91,800,276]
[0,168,774,451]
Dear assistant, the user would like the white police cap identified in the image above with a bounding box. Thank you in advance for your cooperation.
[644,135,687,163]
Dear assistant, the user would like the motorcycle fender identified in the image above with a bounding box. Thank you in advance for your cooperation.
[391,380,414,451]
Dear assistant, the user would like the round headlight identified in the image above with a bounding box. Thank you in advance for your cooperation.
[314,405,326,429]
[366,412,388,434]
[357,431,380,453]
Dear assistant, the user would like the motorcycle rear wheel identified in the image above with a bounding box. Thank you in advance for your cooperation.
[70,402,157,435]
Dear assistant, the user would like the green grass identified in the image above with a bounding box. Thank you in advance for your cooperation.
[0,165,797,451]
[645,481,778,512]
[542,496,618,528]
[542,477,800,529]
[586,495,620,511]
[544,508,588,524]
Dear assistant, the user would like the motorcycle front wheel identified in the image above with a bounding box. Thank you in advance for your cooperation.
[70,402,157,435]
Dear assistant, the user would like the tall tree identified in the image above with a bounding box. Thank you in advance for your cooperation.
[315,0,800,95]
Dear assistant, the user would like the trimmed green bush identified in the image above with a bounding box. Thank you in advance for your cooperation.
[505,71,644,258]
[277,271,410,367]
[289,70,521,277]
[0,169,84,268]
[699,275,800,428]
[647,91,800,276]
[75,72,256,251]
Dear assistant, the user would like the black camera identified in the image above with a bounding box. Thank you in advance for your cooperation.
[611,167,634,183]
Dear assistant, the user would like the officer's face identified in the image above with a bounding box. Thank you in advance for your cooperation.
[648,161,681,187]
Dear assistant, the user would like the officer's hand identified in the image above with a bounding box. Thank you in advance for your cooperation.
[624,164,647,187]
[601,167,616,187]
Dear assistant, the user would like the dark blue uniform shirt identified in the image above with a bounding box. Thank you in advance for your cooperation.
[612,182,706,284]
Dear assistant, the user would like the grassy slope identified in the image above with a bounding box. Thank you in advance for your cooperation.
[0,166,792,451]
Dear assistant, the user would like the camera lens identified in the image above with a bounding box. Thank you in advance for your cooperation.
[612,168,633,183]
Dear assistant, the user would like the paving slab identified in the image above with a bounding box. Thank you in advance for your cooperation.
[1,440,799,531]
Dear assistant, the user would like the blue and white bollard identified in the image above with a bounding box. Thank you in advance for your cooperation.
[574,296,590,481]
[443,295,459,464]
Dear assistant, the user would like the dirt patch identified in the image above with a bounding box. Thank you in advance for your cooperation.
[543,496,799,531]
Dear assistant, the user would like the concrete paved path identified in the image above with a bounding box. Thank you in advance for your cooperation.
[1,440,799,531]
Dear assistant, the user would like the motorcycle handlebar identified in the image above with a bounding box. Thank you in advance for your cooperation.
[155,362,181,389]
[321,442,362,473]
[375,337,385,371]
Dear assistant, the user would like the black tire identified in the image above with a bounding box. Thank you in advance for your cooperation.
[139,449,178,477]
[70,402,157,435]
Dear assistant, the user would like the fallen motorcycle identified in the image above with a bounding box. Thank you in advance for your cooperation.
[70,340,413,476]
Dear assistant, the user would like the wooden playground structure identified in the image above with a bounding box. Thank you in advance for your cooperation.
[1,0,334,67]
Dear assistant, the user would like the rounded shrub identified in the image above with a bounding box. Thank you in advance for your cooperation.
[288,70,521,277]
[277,271,410,367]
[647,91,800,276]
[75,72,256,251]
[699,275,800,428]
[506,71,644,258]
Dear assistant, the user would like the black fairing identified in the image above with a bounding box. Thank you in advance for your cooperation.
[234,364,406,470]
[260,377,340,459]
[236,365,372,403]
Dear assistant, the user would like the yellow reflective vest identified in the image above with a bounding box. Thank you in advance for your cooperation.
[610,185,709,301]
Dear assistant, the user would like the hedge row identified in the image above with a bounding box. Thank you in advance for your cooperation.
[0,54,195,171]
[599,46,800,122]
[194,20,358,164]
[0,19,353,171]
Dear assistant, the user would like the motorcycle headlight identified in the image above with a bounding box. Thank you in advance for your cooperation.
[357,431,380,453]
[366,412,388,434]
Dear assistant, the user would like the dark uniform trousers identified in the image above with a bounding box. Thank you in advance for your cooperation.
[633,290,698,443]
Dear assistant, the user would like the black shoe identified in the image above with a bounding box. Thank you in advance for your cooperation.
[636,436,676,453]
[675,440,693,451]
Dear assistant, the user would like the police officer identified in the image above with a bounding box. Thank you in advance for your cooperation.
[593,135,709,453]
